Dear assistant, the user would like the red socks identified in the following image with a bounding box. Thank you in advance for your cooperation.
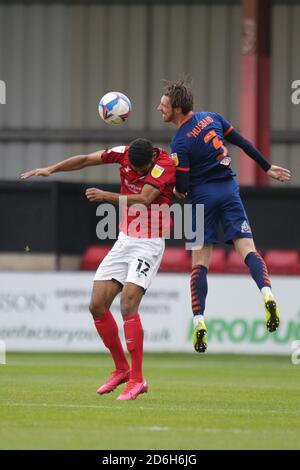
[123,314,144,382]
[94,311,144,382]
[94,311,129,372]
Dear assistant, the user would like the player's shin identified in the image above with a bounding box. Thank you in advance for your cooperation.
[191,265,208,352]
[123,314,144,382]
[244,252,280,332]
[94,311,129,371]
[244,251,272,294]
[191,264,208,319]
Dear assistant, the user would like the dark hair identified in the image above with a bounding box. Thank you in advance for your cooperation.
[128,138,154,167]
[162,79,194,114]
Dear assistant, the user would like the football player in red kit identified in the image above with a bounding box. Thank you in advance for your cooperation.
[21,138,176,400]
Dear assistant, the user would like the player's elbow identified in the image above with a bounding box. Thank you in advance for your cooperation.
[176,171,189,194]
[141,196,152,206]
[176,181,189,193]
[129,195,151,206]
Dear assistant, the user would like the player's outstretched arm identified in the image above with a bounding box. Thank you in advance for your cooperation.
[267,165,291,182]
[20,150,105,179]
[225,128,292,181]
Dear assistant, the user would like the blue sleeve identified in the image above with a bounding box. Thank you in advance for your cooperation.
[171,137,190,193]
[171,137,190,170]
[176,170,190,193]
[214,113,234,136]
[225,128,271,172]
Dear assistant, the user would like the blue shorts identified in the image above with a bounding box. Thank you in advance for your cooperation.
[191,178,253,245]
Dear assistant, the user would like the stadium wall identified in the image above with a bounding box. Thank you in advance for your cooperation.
[0,2,300,184]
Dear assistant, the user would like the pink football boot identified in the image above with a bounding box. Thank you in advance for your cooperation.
[117,379,148,401]
[97,370,130,395]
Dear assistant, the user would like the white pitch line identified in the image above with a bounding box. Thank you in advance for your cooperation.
[3,402,300,417]
[128,426,169,432]
[201,428,252,434]
[4,402,121,410]
[126,426,299,436]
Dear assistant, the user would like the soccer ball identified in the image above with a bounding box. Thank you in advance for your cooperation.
[98,91,131,125]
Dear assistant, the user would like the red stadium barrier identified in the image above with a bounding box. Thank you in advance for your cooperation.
[209,248,227,273]
[159,247,191,273]
[80,245,300,275]
[264,250,300,275]
[80,245,111,271]
[226,250,249,274]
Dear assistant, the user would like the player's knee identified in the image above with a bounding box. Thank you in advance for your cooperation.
[89,300,108,318]
[120,294,137,317]
[234,238,256,260]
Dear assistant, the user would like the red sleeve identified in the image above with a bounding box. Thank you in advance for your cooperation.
[101,145,128,164]
[144,162,176,193]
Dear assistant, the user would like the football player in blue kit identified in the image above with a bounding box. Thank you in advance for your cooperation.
[158,79,291,353]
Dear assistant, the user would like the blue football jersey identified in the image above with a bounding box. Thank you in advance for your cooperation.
[171,112,236,188]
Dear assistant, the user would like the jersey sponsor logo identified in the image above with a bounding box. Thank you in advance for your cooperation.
[109,146,126,154]
[241,220,252,234]
[124,179,140,193]
[151,164,164,178]
[171,153,179,166]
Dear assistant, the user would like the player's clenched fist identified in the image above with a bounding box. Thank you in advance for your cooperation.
[85,187,107,202]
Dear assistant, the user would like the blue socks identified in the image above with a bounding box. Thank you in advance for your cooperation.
[190,265,208,316]
[244,251,271,290]
[190,253,271,319]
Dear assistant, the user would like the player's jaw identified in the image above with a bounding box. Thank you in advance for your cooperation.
[157,96,175,123]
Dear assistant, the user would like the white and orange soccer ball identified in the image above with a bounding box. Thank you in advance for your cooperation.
[98,91,131,125]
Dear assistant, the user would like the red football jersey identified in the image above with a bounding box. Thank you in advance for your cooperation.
[101,145,176,238]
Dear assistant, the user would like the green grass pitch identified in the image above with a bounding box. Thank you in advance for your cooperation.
[0,353,300,450]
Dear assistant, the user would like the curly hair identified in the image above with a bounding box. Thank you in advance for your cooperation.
[128,138,153,167]
[162,79,194,115]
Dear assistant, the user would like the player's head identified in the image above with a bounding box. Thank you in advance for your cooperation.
[157,79,194,123]
[128,138,156,175]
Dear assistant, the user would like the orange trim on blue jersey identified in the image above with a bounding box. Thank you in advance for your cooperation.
[178,112,194,128]
[224,125,234,137]
[176,167,190,172]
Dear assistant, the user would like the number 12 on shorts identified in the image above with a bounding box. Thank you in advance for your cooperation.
[136,258,151,277]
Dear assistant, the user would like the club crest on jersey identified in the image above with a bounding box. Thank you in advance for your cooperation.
[241,220,252,233]
[151,164,164,178]
[171,153,179,166]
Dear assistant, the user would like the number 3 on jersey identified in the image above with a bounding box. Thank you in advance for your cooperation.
[204,130,228,156]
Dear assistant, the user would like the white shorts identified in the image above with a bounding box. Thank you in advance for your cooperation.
[94,232,165,291]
